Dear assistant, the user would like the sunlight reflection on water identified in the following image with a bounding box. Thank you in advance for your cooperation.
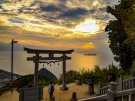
[0,51,118,77]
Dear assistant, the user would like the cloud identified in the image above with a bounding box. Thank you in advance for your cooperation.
[8,19,24,24]
[0,0,119,53]
[40,4,62,12]
[98,7,106,12]
[81,42,95,49]
[105,0,119,6]
[58,8,89,18]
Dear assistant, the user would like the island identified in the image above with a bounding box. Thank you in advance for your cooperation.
[84,53,97,56]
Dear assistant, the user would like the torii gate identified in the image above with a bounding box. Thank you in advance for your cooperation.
[24,47,74,91]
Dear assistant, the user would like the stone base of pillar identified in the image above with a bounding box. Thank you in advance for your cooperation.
[76,77,82,85]
[88,85,94,95]
[60,86,68,91]
[76,82,82,85]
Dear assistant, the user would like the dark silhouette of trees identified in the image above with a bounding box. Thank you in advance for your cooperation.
[105,0,135,71]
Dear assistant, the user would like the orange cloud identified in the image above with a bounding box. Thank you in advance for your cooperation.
[18,40,95,50]
[18,40,78,49]
[18,40,50,46]
[0,39,95,51]
[81,43,95,49]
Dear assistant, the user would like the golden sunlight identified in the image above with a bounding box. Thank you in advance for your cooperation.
[74,19,99,34]
[93,1,98,6]
[82,43,95,49]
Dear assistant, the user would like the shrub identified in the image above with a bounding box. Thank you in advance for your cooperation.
[57,63,125,85]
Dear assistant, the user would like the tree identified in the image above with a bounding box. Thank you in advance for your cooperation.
[122,0,135,50]
[105,0,135,71]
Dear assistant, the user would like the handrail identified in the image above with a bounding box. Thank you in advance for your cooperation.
[98,76,135,96]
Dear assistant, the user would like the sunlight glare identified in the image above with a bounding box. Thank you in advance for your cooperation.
[93,1,98,6]
[74,19,99,34]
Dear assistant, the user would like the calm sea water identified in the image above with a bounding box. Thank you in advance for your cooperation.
[0,51,118,77]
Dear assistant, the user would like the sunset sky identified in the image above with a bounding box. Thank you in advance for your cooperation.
[0,0,119,53]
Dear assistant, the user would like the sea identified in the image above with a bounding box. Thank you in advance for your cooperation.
[0,51,118,77]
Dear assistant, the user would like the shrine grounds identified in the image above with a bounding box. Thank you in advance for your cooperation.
[0,83,97,101]
[0,63,134,101]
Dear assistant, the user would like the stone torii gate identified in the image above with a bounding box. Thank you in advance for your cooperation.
[24,47,74,91]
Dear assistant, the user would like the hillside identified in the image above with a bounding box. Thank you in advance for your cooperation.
[0,69,21,77]
[0,68,57,80]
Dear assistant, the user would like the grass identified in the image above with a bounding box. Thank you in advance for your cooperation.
[0,83,97,101]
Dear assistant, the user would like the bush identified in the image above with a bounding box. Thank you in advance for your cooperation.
[18,74,50,87]
[66,70,80,83]
[18,74,34,88]
[0,82,11,95]
[57,63,126,85]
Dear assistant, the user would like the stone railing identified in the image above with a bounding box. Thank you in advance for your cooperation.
[97,75,135,95]
[99,85,109,95]
[98,82,120,95]
[71,82,135,101]
[121,76,135,90]
[78,89,135,101]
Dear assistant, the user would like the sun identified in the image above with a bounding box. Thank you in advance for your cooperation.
[74,19,99,34]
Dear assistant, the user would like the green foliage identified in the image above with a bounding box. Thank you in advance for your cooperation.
[131,59,135,77]
[38,78,49,86]
[65,70,81,83]
[91,65,104,83]
[79,68,91,84]
[18,74,50,87]
[105,0,135,71]
[38,76,51,86]
[19,74,34,88]
[0,84,10,95]
[58,64,125,85]
[91,64,122,83]
[132,59,135,69]
[117,69,125,76]
[56,74,62,84]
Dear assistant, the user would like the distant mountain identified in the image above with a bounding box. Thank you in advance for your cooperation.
[38,68,57,80]
[0,69,21,77]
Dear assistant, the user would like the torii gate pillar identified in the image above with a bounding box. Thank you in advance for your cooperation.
[34,52,39,86]
[60,54,68,90]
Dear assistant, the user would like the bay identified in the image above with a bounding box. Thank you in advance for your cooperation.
[0,51,118,77]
